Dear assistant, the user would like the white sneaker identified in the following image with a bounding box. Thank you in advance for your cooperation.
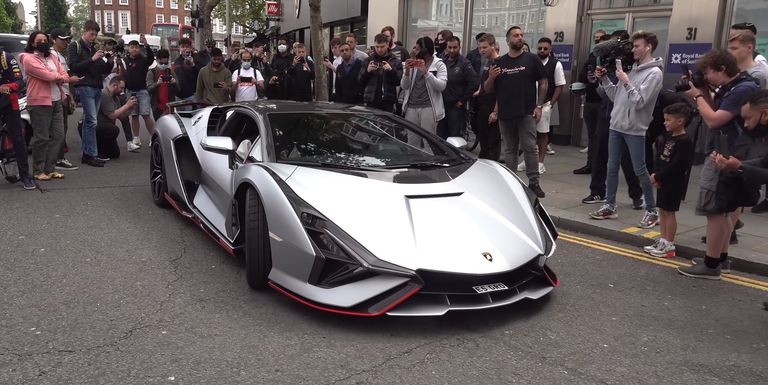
[579,146,589,153]
[546,144,556,155]
[132,137,142,147]
[643,239,663,254]
[538,162,546,174]
[517,161,526,172]
[127,141,140,152]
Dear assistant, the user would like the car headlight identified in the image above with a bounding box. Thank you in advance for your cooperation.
[261,167,415,288]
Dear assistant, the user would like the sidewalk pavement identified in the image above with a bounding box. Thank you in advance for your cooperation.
[529,144,768,277]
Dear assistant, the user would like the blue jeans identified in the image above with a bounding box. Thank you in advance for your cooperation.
[76,86,102,157]
[606,130,655,211]
[437,104,466,139]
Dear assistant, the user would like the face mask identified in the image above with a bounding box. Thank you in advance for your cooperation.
[749,123,768,138]
[241,62,252,70]
[278,44,287,53]
[35,42,50,53]
[157,63,169,70]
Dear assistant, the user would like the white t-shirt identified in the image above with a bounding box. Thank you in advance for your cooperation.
[232,67,264,102]
[43,56,61,102]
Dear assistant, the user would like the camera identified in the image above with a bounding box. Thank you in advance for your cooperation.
[674,64,707,92]
[160,75,171,82]
[592,38,634,72]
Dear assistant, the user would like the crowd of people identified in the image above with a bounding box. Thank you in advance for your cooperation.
[3,19,768,287]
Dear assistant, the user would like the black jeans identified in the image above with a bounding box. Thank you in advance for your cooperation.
[582,102,600,168]
[474,97,501,161]
[589,114,642,199]
[96,121,121,159]
[0,104,30,178]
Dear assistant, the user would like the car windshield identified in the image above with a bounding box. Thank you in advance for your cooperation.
[268,112,466,168]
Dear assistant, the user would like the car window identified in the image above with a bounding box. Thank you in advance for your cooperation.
[267,112,465,167]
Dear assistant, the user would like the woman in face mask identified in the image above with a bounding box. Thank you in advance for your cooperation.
[19,31,80,181]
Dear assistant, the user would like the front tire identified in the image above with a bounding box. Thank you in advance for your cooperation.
[150,137,170,208]
[245,187,272,289]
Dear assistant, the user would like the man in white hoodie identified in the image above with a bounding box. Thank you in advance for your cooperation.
[589,31,664,229]
[401,37,447,147]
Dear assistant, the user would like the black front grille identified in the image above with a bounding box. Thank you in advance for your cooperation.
[416,259,542,295]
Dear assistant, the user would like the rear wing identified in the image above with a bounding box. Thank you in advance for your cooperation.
[164,100,213,118]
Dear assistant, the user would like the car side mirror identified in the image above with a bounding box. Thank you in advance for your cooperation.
[446,137,468,149]
[201,136,236,154]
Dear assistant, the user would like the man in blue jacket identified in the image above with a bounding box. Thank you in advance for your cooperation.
[439,36,478,139]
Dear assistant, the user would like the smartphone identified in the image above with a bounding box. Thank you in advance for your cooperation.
[596,56,603,67]
[239,76,253,83]
[680,64,690,77]
[615,59,623,70]
[715,134,731,158]
[214,82,223,89]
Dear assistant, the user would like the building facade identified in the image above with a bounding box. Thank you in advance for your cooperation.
[89,0,251,49]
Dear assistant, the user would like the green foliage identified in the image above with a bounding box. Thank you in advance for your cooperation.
[69,0,90,39]
[43,0,70,31]
[212,0,266,34]
[1,0,23,33]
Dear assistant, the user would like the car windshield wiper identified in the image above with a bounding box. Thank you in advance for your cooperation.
[281,160,386,172]
[381,160,462,169]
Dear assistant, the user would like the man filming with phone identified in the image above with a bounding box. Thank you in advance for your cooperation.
[146,49,178,120]
[588,31,664,229]
[232,50,265,102]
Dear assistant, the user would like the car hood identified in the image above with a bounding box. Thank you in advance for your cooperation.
[283,160,547,274]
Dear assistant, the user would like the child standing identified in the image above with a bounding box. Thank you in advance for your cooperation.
[644,102,695,257]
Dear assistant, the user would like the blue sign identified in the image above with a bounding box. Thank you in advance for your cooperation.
[552,44,573,71]
[667,43,712,73]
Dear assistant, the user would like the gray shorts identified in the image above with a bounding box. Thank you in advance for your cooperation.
[128,89,151,116]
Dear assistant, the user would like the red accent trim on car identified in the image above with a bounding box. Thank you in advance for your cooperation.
[164,192,235,256]
[543,265,559,287]
[268,281,421,317]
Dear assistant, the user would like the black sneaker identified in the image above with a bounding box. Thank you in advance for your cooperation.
[701,231,738,245]
[677,263,721,280]
[20,176,36,190]
[82,155,105,167]
[582,194,606,204]
[95,155,111,162]
[529,183,546,198]
[573,166,591,175]
[751,199,768,214]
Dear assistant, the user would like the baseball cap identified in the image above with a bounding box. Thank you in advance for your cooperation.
[731,22,757,35]
[128,40,140,46]
[50,28,71,40]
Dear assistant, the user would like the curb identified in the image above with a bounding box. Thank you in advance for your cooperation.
[551,215,768,278]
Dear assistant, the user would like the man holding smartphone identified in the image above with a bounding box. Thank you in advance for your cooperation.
[195,48,232,104]
[588,31,664,229]
[232,50,265,102]
[147,49,178,120]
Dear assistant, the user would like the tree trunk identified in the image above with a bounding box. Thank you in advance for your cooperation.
[198,0,222,48]
[309,0,328,102]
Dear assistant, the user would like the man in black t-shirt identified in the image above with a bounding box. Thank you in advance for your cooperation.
[121,36,156,147]
[484,26,548,198]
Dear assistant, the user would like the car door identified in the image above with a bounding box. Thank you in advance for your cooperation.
[193,108,261,240]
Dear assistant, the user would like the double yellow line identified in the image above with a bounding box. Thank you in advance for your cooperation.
[559,232,768,292]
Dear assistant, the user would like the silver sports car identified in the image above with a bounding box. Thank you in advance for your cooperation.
[151,100,558,316]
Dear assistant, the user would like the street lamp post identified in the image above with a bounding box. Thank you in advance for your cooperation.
[36,0,42,30]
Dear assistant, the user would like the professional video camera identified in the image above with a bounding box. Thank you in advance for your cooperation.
[592,38,635,72]
[674,64,707,92]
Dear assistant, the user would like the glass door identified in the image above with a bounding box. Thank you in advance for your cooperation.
[632,16,671,68]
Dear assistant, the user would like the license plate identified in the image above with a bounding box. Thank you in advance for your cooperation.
[472,283,509,294]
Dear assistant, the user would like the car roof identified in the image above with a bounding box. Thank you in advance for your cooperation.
[222,100,383,115]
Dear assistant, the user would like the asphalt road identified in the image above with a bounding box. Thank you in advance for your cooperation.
[1,114,766,384]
